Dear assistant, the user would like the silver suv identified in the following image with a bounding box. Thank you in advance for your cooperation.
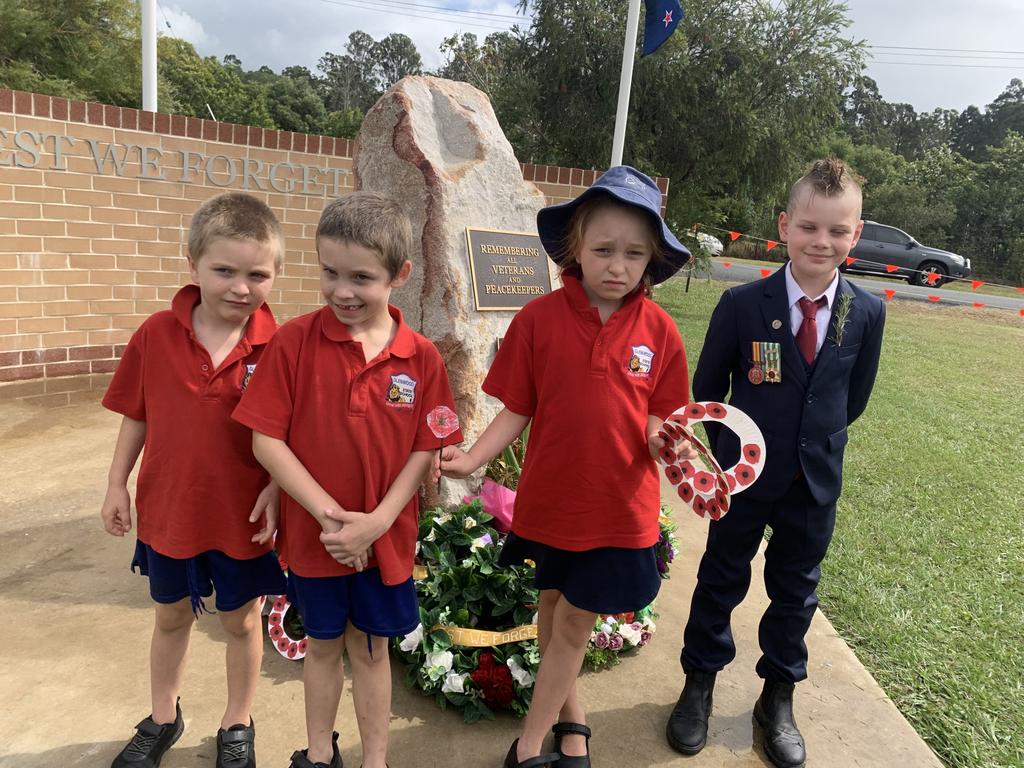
[847,221,971,287]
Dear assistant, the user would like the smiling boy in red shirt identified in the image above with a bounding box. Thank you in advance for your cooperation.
[233,192,462,768]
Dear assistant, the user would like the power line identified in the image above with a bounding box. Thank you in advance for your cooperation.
[871,51,1024,62]
[317,0,524,29]
[871,60,1024,70]
[869,44,1024,55]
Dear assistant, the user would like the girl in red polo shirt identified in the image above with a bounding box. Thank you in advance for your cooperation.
[442,166,695,768]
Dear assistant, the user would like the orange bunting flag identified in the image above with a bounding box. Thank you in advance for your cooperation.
[845,256,856,267]
[1017,287,1024,293]
[925,272,941,285]
[973,302,986,309]
[883,289,896,301]
[1020,308,1024,317]
[885,264,899,273]
[971,280,984,290]
[729,231,742,241]
[927,295,941,302]
[760,268,772,278]
[722,261,732,268]
[766,240,779,251]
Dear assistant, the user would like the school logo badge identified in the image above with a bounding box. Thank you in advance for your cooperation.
[241,363,257,391]
[386,373,417,406]
[627,344,654,377]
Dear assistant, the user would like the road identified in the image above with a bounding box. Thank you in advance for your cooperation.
[690,260,1024,312]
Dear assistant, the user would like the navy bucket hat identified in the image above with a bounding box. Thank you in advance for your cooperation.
[536,165,691,285]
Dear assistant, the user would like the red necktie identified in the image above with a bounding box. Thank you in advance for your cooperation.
[796,296,827,364]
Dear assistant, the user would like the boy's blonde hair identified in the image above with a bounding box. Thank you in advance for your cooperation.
[316,193,414,278]
[787,157,863,213]
[188,192,285,269]
[552,196,670,295]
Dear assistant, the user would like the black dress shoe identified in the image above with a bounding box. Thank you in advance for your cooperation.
[753,680,806,768]
[666,670,716,755]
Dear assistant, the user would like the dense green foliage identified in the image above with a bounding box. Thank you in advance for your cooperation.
[2,0,1021,281]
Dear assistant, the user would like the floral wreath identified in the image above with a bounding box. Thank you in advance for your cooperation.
[392,500,678,721]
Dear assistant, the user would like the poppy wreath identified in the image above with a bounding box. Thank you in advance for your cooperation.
[391,500,679,722]
[657,401,767,520]
[266,595,308,660]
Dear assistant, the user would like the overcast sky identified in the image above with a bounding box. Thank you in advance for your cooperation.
[159,0,1024,113]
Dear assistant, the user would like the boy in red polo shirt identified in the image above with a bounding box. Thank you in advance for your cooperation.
[101,192,288,768]
[233,192,462,768]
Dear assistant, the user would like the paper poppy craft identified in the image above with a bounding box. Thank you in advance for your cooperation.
[657,401,766,520]
[266,596,308,660]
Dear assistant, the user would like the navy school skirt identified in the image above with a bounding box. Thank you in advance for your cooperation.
[498,533,661,615]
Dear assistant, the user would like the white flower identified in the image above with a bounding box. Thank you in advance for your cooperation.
[435,511,452,525]
[599,622,613,634]
[399,624,423,652]
[463,517,475,529]
[425,650,454,673]
[470,533,493,551]
[618,622,642,647]
[424,529,436,542]
[506,657,535,688]
[442,670,468,694]
[644,619,657,634]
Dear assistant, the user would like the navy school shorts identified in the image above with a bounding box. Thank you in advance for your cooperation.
[131,540,287,615]
[498,532,661,615]
[285,567,419,641]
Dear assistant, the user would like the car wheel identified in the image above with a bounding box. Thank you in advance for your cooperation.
[910,262,947,287]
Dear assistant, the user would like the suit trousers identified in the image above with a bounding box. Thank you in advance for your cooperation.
[680,475,837,683]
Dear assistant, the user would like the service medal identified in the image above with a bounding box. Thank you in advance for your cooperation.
[749,342,764,385]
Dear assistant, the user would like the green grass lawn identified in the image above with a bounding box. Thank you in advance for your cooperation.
[655,278,1024,768]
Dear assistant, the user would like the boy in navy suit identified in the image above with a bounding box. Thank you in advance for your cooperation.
[666,158,885,768]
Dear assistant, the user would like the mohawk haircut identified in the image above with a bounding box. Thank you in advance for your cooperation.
[787,157,863,213]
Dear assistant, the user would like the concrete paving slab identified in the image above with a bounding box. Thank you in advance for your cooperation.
[0,400,942,767]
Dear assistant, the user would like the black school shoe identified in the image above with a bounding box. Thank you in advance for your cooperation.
[288,731,342,768]
[217,719,256,768]
[111,700,184,768]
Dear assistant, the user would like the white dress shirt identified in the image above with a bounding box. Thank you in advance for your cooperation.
[784,262,838,355]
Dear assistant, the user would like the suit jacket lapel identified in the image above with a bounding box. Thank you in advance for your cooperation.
[759,269,808,386]
[811,275,856,381]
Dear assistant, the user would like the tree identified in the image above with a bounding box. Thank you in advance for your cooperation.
[374,33,423,91]
[0,0,141,105]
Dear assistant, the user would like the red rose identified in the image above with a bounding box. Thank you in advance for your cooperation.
[470,653,516,709]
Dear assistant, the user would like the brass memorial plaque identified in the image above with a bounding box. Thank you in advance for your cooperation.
[465,228,554,311]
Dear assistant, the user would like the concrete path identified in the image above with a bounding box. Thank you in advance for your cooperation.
[0,400,943,768]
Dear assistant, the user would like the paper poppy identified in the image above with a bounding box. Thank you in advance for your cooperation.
[706,499,721,520]
[726,474,737,492]
[269,624,283,639]
[693,496,708,516]
[679,461,696,479]
[662,422,683,440]
[742,443,762,463]
[278,638,290,652]
[685,403,706,420]
[665,465,683,484]
[268,612,281,625]
[733,464,755,485]
[273,597,287,612]
[693,471,715,492]
[677,484,694,502]
[659,445,676,463]
[706,403,727,419]
[426,405,460,440]
[715,488,729,507]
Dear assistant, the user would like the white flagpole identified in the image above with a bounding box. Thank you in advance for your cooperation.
[142,0,158,111]
[610,0,643,167]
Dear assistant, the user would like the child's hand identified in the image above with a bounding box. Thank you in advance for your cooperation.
[648,432,699,462]
[440,445,478,478]
[319,509,385,571]
[101,485,133,536]
[249,480,279,545]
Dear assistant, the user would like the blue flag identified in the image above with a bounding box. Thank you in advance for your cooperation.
[642,0,683,57]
